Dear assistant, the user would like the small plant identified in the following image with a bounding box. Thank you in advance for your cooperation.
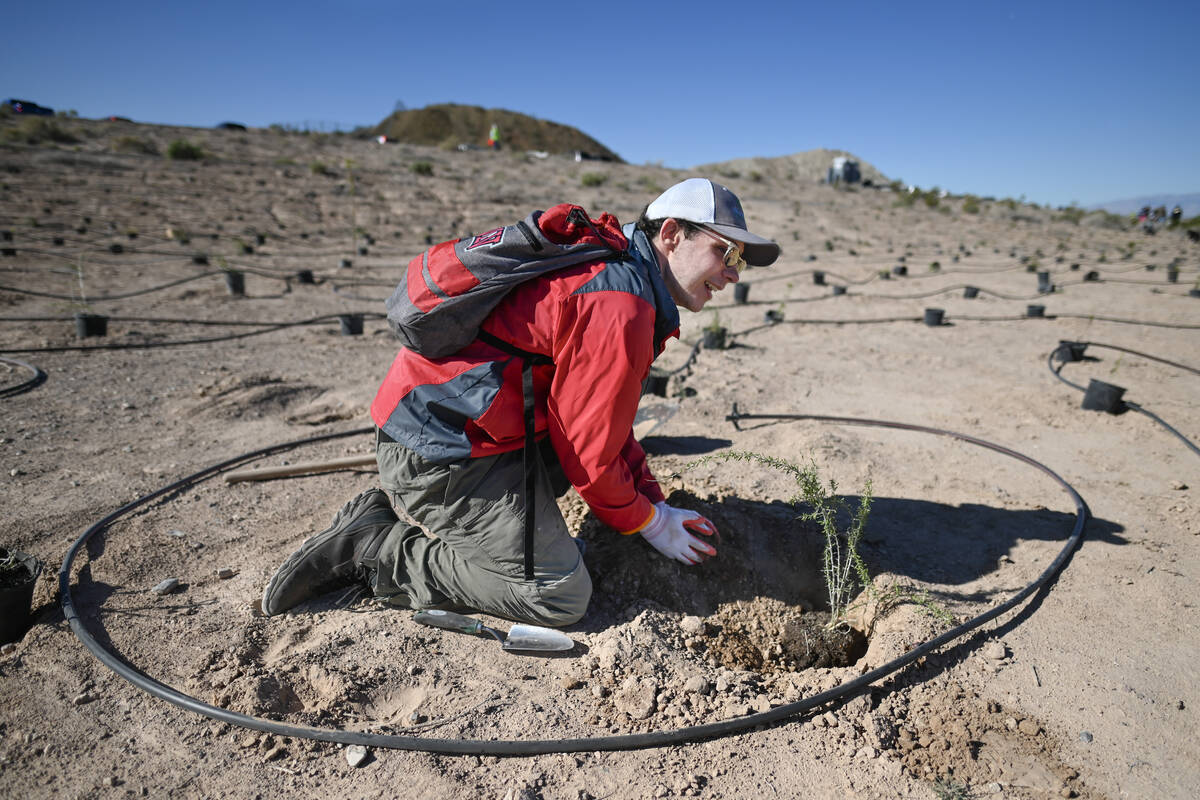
[580,172,606,187]
[929,261,941,271]
[824,239,834,252]
[111,135,158,155]
[310,160,331,176]
[930,778,970,800]
[70,253,89,311]
[961,195,980,214]
[166,139,204,160]
[0,548,31,589]
[682,452,872,626]
[410,161,434,176]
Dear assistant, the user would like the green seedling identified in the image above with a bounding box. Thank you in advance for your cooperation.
[681,452,872,627]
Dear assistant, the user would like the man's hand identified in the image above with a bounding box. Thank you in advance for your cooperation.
[640,501,718,564]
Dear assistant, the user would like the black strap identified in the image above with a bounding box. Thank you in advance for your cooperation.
[520,360,537,581]
[478,330,551,581]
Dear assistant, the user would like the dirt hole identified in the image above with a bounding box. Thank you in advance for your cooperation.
[580,490,869,674]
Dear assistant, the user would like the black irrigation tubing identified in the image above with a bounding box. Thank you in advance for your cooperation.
[60,409,1087,755]
[1046,343,1200,458]
[0,355,47,398]
[1051,313,1200,330]
[0,312,385,354]
[729,311,1200,341]
[0,272,223,301]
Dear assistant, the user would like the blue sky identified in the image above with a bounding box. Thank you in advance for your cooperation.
[4,0,1197,209]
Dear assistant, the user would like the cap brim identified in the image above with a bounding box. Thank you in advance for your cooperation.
[706,223,781,267]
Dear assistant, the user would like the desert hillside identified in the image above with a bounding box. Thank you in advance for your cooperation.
[0,114,1197,800]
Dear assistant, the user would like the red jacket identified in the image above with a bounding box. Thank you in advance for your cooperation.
[371,210,680,533]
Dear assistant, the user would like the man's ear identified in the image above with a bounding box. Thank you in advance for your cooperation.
[658,218,683,255]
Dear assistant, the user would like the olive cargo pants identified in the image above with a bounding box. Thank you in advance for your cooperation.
[369,430,592,627]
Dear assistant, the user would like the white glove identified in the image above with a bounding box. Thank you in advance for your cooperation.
[640,501,718,565]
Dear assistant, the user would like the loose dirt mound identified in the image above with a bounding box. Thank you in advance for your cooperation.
[580,490,869,674]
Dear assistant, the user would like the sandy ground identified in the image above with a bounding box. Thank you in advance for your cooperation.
[0,119,1197,799]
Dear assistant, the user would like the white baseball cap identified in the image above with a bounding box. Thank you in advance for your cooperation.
[645,178,780,267]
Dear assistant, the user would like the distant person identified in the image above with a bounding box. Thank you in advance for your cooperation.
[261,178,780,627]
[1138,205,1150,223]
[1170,205,1182,226]
[488,123,500,150]
[1153,206,1167,224]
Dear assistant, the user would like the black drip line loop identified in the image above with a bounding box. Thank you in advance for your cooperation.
[61,410,1087,755]
[0,355,47,398]
[0,312,385,355]
[1046,341,1200,458]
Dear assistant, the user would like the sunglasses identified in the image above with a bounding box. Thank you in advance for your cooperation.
[698,226,747,273]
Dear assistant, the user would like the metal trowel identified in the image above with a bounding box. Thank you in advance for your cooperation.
[413,610,574,652]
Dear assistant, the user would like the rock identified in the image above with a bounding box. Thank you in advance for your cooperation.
[1,643,16,656]
[984,641,1007,660]
[679,615,705,636]
[216,568,236,579]
[559,676,583,690]
[751,694,771,713]
[682,676,711,695]
[240,735,259,748]
[1171,480,1187,490]
[72,693,96,706]
[856,746,878,759]
[151,578,180,595]
[1018,718,1042,736]
[345,745,369,767]
[262,746,286,762]
[1079,731,1093,743]
[822,711,839,728]
[613,677,658,720]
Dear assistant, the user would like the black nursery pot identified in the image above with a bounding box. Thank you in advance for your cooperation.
[733,283,750,304]
[0,548,43,644]
[642,369,669,397]
[1084,271,1100,282]
[1081,378,1126,414]
[892,265,907,276]
[832,285,847,296]
[296,269,315,284]
[812,270,826,286]
[702,327,727,350]
[1026,304,1046,318]
[1167,268,1179,283]
[339,258,352,269]
[963,286,979,299]
[223,270,245,296]
[763,309,784,324]
[1054,340,1088,362]
[74,312,108,338]
[1190,289,1200,298]
[923,308,945,326]
[339,313,364,336]
[1037,271,1053,293]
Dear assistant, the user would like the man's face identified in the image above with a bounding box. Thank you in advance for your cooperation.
[658,220,744,312]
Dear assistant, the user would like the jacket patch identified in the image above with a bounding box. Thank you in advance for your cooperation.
[466,227,504,250]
